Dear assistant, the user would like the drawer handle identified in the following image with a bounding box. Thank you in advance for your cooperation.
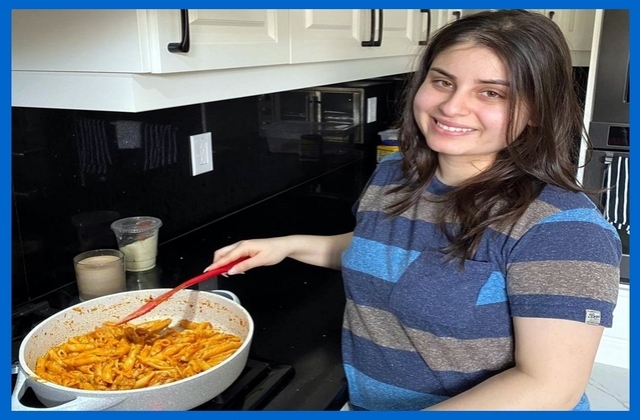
[362,9,383,47]
[452,11,461,20]
[168,9,191,53]
[548,11,555,21]
[419,9,432,46]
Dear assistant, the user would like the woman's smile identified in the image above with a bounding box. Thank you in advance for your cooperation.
[433,118,477,134]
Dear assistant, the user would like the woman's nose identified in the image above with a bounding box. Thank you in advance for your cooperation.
[439,90,470,116]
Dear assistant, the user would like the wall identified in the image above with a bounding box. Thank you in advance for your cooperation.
[596,285,629,369]
[11,77,404,308]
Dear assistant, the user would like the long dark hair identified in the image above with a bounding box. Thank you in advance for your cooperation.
[389,9,589,261]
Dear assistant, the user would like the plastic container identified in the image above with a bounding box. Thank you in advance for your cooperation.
[376,145,399,163]
[378,128,399,145]
[262,121,357,156]
[110,216,163,272]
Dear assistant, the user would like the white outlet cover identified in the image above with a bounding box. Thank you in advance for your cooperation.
[190,132,214,176]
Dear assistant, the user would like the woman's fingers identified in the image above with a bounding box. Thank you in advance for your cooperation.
[204,238,289,274]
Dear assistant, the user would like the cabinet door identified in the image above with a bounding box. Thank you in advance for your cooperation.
[430,9,462,34]
[545,9,595,53]
[12,9,151,73]
[529,9,595,66]
[290,9,371,63]
[377,9,422,57]
[148,9,290,73]
[290,9,421,64]
[12,9,290,74]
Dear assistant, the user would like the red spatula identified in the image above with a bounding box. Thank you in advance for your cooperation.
[117,256,249,325]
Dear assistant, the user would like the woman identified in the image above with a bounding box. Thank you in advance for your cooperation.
[206,10,621,410]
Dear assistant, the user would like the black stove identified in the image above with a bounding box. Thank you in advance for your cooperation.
[11,300,294,411]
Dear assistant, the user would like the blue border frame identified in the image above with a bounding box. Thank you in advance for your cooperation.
[5,1,634,417]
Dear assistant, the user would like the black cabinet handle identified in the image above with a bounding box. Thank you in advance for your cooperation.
[419,9,432,46]
[452,11,461,20]
[168,9,190,53]
[548,11,555,20]
[362,9,383,47]
[375,10,383,46]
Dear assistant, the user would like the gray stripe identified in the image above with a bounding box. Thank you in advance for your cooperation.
[508,260,620,303]
[359,184,450,223]
[492,199,560,240]
[345,300,413,351]
[345,300,514,373]
[362,186,562,240]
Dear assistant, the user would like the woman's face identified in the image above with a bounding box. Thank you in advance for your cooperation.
[413,42,531,172]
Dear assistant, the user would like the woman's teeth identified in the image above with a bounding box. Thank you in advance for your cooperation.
[436,121,474,133]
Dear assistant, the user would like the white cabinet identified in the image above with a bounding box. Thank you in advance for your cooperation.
[528,9,596,66]
[432,9,462,32]
[11,9,425,112]
[290,9,422,63]
[413,9,461,49]
[452,9,596,67]
[12,10,151,73]
[12,9,290,74]
[149,9,290,73]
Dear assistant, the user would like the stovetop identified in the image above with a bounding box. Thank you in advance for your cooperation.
[11,301,294,411]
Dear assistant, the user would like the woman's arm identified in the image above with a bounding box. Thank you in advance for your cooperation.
[204,233,353,274]
[426,316,604,410]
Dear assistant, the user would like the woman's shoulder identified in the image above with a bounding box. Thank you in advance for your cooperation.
[369,152,404,186]
[537,184,597,210]
[540,184,617,231]
[510,184,616,240]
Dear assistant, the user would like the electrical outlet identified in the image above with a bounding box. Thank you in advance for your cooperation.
[189,132,214,176]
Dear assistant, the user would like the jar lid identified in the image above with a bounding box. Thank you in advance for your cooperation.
[110,216,163,235]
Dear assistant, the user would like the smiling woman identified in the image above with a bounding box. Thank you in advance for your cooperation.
[203,9,621,411]
[413,42,527,183]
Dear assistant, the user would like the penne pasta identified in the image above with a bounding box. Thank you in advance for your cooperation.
[34,319,242,391]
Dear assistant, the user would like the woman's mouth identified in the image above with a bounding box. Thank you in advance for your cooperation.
[435,119,475,133]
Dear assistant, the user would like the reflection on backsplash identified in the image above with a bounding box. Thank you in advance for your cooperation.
[73,118,180,184]
[11,85,389,308]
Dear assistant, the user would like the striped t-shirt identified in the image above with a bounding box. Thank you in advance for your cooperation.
[341,153,621,411]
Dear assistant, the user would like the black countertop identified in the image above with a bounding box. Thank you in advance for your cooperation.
[20,158,375,410]
[149,170,362,410]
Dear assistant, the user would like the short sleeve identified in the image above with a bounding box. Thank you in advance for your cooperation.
[506,207,621,327]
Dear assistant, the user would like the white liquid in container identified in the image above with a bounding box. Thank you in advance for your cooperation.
[75,254,126,301]
[120,234,159,271]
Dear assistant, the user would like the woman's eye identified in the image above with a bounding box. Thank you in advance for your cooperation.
[434,80,453,88]
[483,90,503,98]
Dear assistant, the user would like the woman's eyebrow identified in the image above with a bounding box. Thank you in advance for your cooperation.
[429,67,455,79]
[429,66,510,86]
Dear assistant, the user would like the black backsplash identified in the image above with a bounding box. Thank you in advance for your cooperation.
[11,80,402,308]
[11,69,587,309]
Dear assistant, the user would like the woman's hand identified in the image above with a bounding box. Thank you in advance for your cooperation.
[204,237,294,275]
[204,233,353,275]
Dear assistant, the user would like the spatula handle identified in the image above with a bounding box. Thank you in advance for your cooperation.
[117,256,249,324]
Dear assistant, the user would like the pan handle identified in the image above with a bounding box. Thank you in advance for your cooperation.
[207,289,241,305]
[11,369,125,411]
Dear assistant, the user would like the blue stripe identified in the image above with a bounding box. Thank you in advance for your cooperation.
[343,328,509,394]
[539,208,619,235]
[477,271,507,305]
[342,331,444,392]
[393,299,514,339]
[379,151,402,163]
[509,221,621,264]
[573,393,591,411]
[342,269,395,308]
[344,363,449,410]
[342,236,421,283]
[355,211,450,251]
[510,295,616,327]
